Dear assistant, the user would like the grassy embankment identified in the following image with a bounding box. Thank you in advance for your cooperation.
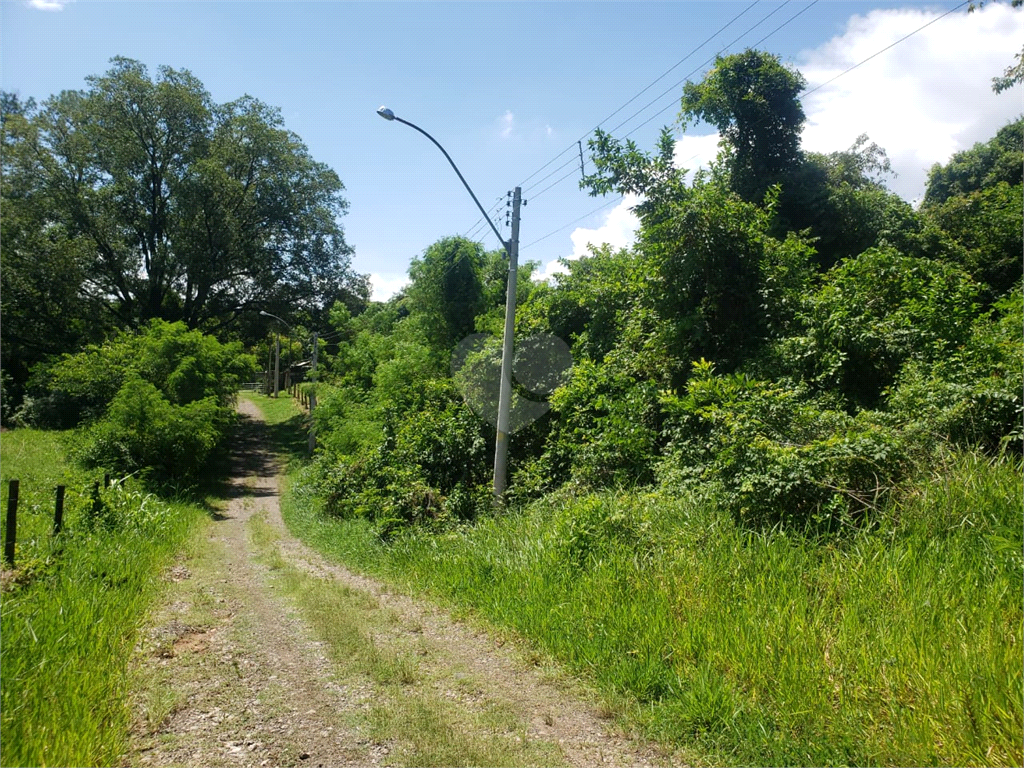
[0,429,208,767]
[250,391,1023,767]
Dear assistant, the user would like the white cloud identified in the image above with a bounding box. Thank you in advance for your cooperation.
[369,272,409,302]
[567,193,641,260]
[797,3,1023,202]
[545,124,554,137]
[27,0,71,9]
[536,4,1021,280]
[673,132,721,184]
[535,194,642,284]
[498,110,515,139]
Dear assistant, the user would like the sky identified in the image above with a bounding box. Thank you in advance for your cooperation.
[2,1,1021,300]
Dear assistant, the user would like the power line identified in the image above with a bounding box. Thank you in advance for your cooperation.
[520,1,817,203]
[462,196,506,240]
[515,0,763,190]
[612,0,819,142]
[605,0,807,138]
[529,165,584,202]
[518,0,970,264]
[520,196,625,252]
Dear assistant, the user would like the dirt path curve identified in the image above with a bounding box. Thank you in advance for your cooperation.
[126,399,678,768]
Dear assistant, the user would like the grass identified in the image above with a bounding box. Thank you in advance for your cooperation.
[0,428,207,767]
[248,391,1024,767]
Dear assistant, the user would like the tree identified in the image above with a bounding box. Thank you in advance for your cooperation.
[1,92,109,405]
[922,118,1024,297]
[926,182,1023,298]
[922,117,1023,207]
[406,236,488,355]
[1,58,366,334]
[680,49,806,205]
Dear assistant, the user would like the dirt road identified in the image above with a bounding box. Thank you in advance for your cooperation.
[125,399,676,768]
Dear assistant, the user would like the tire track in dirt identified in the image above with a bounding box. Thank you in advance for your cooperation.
[126,398,681,768]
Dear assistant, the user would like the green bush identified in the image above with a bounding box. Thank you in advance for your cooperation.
[74,375,223,480]
[661,360,913,530]
[543,358,662,489]
[20,320,253,430]
[770,248,983,409]
[309,379,492,536]
[887,288,1023,453]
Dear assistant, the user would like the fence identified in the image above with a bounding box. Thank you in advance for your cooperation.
[2,473,115,569]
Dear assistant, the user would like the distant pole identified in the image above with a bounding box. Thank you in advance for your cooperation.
[310,332,318,411]
[4,479,18,568]
[285,332,292,390]
[274,333,280,398]
[492,186,522,503]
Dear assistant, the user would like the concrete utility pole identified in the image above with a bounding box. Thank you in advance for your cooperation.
[266,345,273,395]
[260,310,291,398]
[376,106,524,506]
[492,186,521,502]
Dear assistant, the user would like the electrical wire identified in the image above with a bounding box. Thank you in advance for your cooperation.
[520,1,817,204]
[610,0,819,143]
[517,0,971,268]
[515,0,763,190]
[802,0,970,98]
[602,0,802,137]
[519,195,625,252]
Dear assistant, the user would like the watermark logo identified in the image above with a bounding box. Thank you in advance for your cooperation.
[451,334,572,433]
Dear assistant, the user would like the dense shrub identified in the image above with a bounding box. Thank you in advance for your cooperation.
[768,248,983,409]
[660,360,913,530]
[543,358,662,490]
[310,379,492,537]
[74,375,224,480]
[886,288,1023,454]
[19,320,253,429]
[17,321,253,482]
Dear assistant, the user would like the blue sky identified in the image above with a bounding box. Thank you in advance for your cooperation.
[3,1,1021,299]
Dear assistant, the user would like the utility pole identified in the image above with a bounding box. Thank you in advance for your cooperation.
[273,333,280,398]
[492,186,521,503]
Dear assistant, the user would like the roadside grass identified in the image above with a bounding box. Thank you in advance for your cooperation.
[248,391,1023,766]
[0,428,206,767]
[246,509,563,767]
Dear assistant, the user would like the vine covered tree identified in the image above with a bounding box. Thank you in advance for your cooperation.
[680,49,807,204]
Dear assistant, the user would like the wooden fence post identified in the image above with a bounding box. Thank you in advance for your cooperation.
[4,479,18,568]
[54,485,66,536]
[91,481,102,521]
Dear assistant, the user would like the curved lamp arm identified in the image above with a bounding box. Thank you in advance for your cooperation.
[377,107,509,255]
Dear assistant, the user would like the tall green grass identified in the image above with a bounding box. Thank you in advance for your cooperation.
[1,429,205,767]
[249,393,1023,766]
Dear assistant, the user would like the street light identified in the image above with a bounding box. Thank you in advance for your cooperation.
[376,106,522,504]
[260,310,291,398]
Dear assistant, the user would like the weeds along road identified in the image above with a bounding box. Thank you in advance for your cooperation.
[126,397,676,768]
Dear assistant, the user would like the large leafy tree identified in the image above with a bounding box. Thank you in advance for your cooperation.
[1,93,111,402]
[680,49,806,205]
[406,236,489,355]
[922,117,1023,206]
[922,117,1023,297]
[2,58,366,335]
